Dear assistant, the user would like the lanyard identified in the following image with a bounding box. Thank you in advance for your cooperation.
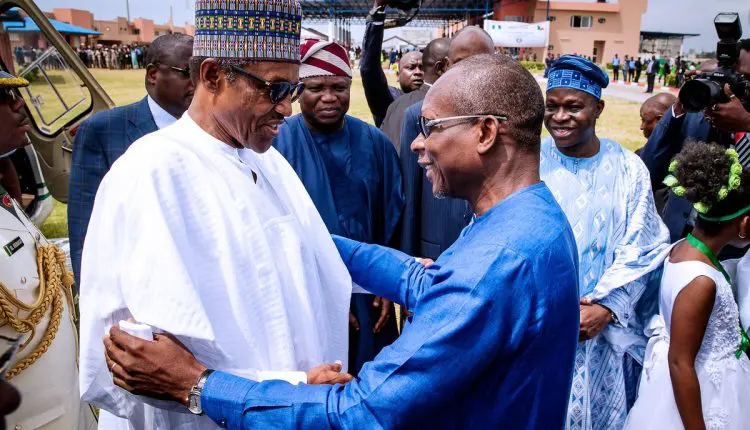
[686,233,750,358]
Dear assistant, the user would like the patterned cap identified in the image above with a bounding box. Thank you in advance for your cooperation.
[547,55,609,100]
[299,39,352,79]
[193,0,302,63]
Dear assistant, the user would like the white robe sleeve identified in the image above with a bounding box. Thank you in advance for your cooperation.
[78,148,306,421]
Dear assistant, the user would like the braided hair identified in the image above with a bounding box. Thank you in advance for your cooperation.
[666,140,750,234]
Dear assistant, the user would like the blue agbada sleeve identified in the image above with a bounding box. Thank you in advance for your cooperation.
[333,235,428,309]
[201,245,539,429]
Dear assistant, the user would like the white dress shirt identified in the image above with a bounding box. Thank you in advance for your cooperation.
[147,95,178,130]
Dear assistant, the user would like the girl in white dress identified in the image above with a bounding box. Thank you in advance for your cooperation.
[625,142,750,430]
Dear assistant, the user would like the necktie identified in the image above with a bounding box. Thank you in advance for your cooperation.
[735,132,750,167]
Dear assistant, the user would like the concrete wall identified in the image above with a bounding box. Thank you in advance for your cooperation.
[52,8,94,29]
[485,0,647,64]
[494,0,536,22]
[46,8,192,46]
[133,18,155,43]
[536,0,647,63]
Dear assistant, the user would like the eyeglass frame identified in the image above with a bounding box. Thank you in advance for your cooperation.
[229,65,304,104]
[149,62,191,78]
[418,115,509,138]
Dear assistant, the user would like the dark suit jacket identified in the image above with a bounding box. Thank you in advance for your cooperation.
[399,101,472,260]
[381,85,428,155]
[68,97,158,287]
[640,109,733,242]
[360,14,402,127]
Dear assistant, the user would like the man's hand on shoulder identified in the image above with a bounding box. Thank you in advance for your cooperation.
[307,362,353,385]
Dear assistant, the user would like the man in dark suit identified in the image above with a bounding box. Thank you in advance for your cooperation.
[645,56,657,93]
[380,38,449,154]
[360,0,424,127]
[68,34,194,287]
[399,27,495,260]
[640,44,750,245]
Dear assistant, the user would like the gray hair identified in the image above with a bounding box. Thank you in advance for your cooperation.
[439,54,545,152]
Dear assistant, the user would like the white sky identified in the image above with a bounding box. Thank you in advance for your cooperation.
[33,0,750,51]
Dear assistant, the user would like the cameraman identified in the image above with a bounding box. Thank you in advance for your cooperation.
[360,0,424,127]
[640,39,750,245]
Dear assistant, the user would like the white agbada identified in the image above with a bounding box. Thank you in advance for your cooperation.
[78,114,352,429]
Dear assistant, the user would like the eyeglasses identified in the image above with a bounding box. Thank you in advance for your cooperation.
[150,62,190,78]
[0,87,19,104]
[229,65,304,104]
[418,115,509,138]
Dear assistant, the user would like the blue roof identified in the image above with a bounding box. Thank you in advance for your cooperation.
[5,17,101,36]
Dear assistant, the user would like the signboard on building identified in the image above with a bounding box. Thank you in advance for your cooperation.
[483,20,550,48]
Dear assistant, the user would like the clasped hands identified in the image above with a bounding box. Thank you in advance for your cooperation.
[103,256,437,405]
[103,326,353,407]
[579,298,614,342]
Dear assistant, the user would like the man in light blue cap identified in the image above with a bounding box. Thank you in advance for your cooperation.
[541,55,671,430]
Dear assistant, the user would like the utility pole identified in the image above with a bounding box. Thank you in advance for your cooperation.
[546,0,550,21]
[125,0,131,22]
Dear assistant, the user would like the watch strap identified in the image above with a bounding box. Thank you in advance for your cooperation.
[196,369,214,390]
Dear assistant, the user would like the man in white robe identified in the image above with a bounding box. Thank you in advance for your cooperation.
[78,1,353,428]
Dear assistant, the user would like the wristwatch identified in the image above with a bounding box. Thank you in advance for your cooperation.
[187,369,214,415]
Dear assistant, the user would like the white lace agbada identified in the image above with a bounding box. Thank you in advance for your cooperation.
[78,114,353,429]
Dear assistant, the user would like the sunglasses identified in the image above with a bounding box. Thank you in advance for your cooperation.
[151,62,190,78]
[418,115,509,138]
[230,65,304,104]
[0,87,19,104]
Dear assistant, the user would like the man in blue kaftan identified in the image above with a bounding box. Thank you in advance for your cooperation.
[542,55,671,430]
[102,54,582,430]
[273,40,404,375]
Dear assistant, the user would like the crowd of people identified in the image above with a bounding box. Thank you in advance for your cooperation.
[2,0,750,429]
[75,43,148,70]
[12,46,46,66]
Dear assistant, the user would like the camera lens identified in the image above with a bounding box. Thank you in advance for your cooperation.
[679,79,724,112]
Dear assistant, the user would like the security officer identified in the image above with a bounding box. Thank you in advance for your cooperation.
[0,71,95,429]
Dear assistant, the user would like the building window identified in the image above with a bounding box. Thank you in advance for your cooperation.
[570,16,593,28]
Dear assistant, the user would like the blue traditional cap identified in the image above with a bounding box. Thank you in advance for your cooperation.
[547,55,609,100]
[193,0,302,64]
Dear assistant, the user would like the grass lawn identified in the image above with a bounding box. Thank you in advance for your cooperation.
[40,68,645,238]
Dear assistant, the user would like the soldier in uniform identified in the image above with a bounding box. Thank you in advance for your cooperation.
[0,71,95,429]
